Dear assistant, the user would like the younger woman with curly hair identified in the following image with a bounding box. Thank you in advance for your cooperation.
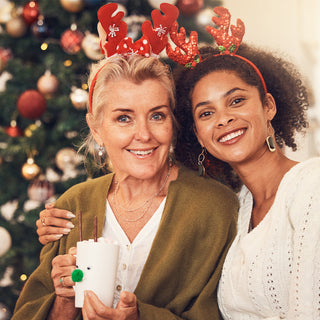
[174,43,320,319]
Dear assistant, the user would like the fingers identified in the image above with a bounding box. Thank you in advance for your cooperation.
[37,206,76,245]
[51,253,76,298]
[118,291,137,308]
[83,291,114,320]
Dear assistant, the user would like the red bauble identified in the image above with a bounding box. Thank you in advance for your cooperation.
[177,0,203,15]
[5,125,24,137]
[17,89,46,119]
[60,29,84,55]
[28,177,55,202]
[23,1,40,25]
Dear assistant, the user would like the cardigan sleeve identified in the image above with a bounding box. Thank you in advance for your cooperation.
[287,163,320,319]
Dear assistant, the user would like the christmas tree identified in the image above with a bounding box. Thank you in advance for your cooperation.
[0,0,220,316]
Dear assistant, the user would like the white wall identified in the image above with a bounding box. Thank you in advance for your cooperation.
[222,0,320,160]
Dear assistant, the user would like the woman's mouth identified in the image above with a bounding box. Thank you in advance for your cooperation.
[128,149,155,156]
[219,129,245,143]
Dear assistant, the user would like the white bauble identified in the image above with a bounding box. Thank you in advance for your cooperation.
[0,227,11,257]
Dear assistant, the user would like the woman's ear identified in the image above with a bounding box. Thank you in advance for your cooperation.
[86,113,103,146]
[264,93,277,121]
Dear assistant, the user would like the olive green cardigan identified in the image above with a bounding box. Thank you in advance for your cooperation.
[13,166,238,320]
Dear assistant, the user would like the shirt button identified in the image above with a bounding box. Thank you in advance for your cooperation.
[116,285,122,291]
[126,244,131,250]
[122,264,127,270]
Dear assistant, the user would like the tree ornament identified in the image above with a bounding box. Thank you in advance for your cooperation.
[177,0,203,16]
[28,176,55,202]
[55,147,80,171]
[37,70,59,98]
[31,15,54,39]
[148,0,177,9]
[24,123,40,138]
[81,32,104,60]
[70,86,88,110]
[59,0,84,13]
[61,27,84,55]
[123,15,147,41]
[0,47,13,72]
[22,1,40,25]
[0,0,14,24]
[196,7,214,28]
[21,157,40,180]
[5,120,24,137]
[0,71,12,92]
[17,89,46,119]
[0,200,18,221]
[0,227,12,257]
[0,302,11,320]
[5,16,28,38]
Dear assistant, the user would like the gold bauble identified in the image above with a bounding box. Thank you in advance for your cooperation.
[6,16,28,38]
[59,0,84,13]
[21,158,40,180]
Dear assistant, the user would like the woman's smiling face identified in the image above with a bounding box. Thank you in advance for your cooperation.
[192,70,276,165]
[89,78,173,181]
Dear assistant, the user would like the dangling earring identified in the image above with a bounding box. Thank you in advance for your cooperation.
[198,147,206,177]
[265,121,276,152]
[266,136,276,152]
[98,145,105,157]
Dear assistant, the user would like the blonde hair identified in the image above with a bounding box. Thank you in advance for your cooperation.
[80,55,176,170]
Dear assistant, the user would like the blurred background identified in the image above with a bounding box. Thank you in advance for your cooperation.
[0,0,318,317]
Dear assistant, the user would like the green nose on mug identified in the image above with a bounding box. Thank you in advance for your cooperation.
[72,269,84,282]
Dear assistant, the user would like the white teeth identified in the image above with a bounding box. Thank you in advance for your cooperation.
[219,129,244,143]
[129,149,153,156]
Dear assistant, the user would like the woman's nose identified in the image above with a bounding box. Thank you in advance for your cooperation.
[216,111,235,127]
[135,120,151,141]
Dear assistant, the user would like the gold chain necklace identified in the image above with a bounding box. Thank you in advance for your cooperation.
[112,163,172,222]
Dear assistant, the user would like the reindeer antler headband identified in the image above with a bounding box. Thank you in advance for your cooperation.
[167,6,267,94]
[88,2,179,113]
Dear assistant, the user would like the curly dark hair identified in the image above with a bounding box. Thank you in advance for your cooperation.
[174,44,310,190]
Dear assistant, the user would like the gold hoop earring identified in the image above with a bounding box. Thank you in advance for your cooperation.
[198,147,206,177]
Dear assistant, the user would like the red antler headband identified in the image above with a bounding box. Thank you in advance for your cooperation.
[207,7,267,94]
[166,7,267,94]
[88,2,179,113]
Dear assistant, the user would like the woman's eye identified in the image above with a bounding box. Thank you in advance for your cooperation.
[117,115,130,122]
[231,98,245,105]
[151,112,165,121]
[199,111,214,118]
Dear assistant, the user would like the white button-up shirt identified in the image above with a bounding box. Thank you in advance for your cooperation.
[102,199,165,308]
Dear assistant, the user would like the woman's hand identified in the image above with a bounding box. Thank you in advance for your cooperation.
[36,202,75,245]
[48,247,78,320]
[51,247,77,298]
[82,291,139,320]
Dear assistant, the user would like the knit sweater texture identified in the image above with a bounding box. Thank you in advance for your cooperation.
[218,158,320,320]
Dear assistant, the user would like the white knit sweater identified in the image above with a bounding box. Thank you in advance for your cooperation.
[218,157,320,320]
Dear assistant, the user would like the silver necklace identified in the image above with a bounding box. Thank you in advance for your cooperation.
[112,163,172,222]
